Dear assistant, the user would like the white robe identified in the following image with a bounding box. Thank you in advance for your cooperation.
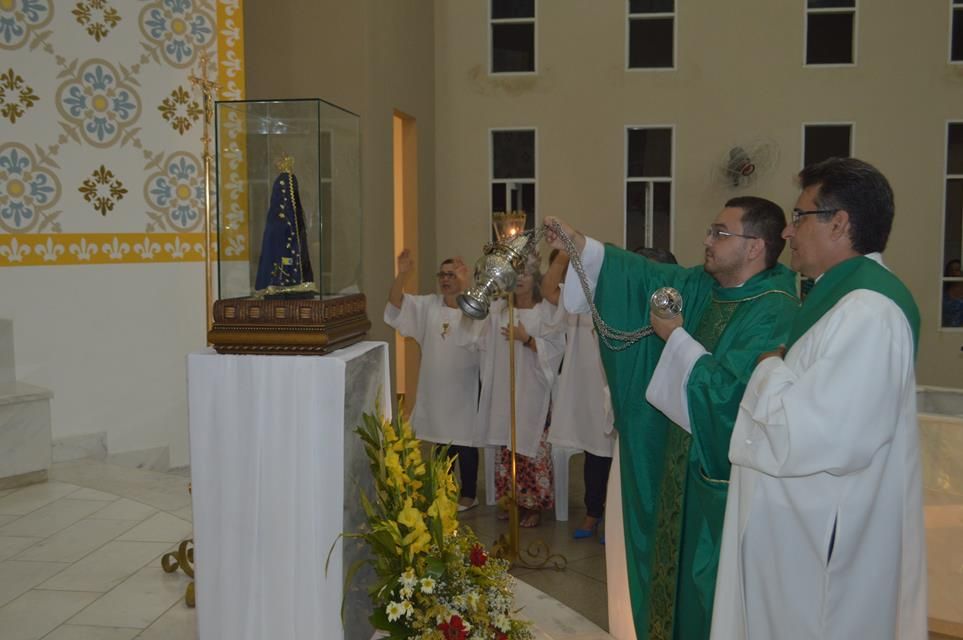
[469,299,565,459]
[712,272,927,639]
[546,288,616,457]
[605,439,638,640]
[383,294,480,446]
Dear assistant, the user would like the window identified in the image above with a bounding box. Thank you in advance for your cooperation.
[490,0,535,73]
[802,123,852,167]
[952,1,963,62]
[805,0,856,65]
[627,0,675,69]
[942,122,963,328]
[491,129,536,241]
[625,127,672,252]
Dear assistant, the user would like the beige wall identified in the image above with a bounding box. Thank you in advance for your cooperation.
[244,0,437,379]
[434,0,963,385]
[0,265,205,466]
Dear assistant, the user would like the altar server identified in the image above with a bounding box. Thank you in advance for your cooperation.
[384,250,481,510]
[468,255,565,528]
[541,249,616,539]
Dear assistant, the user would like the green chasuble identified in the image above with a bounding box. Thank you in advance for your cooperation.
[593,245,799,640]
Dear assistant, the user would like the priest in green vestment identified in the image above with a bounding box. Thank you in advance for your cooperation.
[545,197,799,640]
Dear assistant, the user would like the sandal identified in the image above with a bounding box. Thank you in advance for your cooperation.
[519,509,541,528]
[573,516,600,540]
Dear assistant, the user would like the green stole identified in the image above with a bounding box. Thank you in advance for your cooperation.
[593,245,798,640]
[787,255,920,355]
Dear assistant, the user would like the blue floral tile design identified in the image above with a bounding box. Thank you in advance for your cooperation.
[0,142,61,233]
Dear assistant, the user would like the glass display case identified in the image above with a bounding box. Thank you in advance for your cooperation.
[207,99,370,354]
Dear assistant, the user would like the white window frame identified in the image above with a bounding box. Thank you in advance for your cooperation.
[623,124,675,252]
[950,0,963,63]
[626,1,677,72]
[940,120,963,332]
[800,121,855,167]
[489,0,537,75]
[489,127,538,235]
[803,0,858,68]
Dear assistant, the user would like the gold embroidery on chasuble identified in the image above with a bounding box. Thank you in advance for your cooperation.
[647,297,739,640]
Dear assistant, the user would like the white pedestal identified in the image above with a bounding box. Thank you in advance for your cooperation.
[0,382,53,488]
[0,319,53,489]
[188,342,390,640]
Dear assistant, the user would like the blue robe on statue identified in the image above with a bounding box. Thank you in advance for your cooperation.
[254,171,315,297]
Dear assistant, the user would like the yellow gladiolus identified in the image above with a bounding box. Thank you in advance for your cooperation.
[397,498,425,532]
[402,528,432,555]
[427,496,458,536]
[385,450,404,482]
[382,421,399,443]
[398,498,431,555]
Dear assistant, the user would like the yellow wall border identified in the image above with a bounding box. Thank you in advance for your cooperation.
[0,233,208,266]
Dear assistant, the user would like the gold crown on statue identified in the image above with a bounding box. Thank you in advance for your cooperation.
[275,153,295,174]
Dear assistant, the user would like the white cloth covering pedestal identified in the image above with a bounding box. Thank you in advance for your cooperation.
[188,342,391,640]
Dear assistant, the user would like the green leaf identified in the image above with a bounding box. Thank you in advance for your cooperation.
[368,608,410,637]
[425,555,446,578]
[339,558,369,622]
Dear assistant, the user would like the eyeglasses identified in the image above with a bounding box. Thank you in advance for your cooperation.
[436,271,457,279]
[791,208,838,225]
[705,227,759,241]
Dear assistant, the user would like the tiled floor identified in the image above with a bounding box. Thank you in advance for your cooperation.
[0,457,609,640]
[1,457,956,640]
[0,461,195,640]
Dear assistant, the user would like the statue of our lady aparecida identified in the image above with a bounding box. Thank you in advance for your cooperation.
[253,155,319,298]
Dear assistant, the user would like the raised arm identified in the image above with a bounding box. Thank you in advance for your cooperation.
[540,250,569,306]
[388,248,414,309]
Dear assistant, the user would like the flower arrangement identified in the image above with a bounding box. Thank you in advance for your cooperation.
[349,410,533,640]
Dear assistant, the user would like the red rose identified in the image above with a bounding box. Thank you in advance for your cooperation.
[438,614,468,640]
[495,632,509,640]
[469,543,488,567]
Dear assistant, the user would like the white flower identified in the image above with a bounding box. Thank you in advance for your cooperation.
[495,613,511,633]
[466,591,480,609]
[400,585,414,599]
[401,600,414,618]
[420,577,436,594]
[400,567,418,588]
[386,601,404,622]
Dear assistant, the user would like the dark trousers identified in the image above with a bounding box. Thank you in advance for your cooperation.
[584,451,612,519]
[446,445,479,499]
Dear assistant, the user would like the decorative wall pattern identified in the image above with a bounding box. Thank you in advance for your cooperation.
[0,0,245,266]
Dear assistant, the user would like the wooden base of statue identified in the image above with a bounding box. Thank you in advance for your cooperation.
[208,294,370,355]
